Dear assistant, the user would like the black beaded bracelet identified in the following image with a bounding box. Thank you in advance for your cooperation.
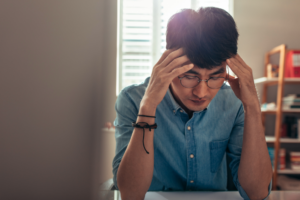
[137,114,156,118]
[132,121,157,154]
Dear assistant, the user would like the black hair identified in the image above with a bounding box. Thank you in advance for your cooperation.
[166,7,239,69]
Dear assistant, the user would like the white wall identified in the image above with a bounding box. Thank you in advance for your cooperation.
[0,0,105,199]
[235,0,300,135]
[236,0,300,80]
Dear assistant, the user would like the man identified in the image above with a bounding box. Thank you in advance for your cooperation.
[112,7,272,200]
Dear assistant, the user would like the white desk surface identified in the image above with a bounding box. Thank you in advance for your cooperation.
[114,190,300,200]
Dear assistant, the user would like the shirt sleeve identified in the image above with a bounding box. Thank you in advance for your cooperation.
[112,89,139,190]
[227,103,272,200]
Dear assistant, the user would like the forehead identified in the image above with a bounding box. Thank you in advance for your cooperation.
[185,63,227,76]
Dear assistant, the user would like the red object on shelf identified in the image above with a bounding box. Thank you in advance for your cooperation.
[290,152,300,170]
[280,123,287,138]
[285,51,300,77]
[279,149,286,170]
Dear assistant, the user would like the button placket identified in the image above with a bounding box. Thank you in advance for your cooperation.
[185,122,197,190]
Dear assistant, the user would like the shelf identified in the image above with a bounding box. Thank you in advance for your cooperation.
[265,136,300,143]
[277,162,300,174]
[254,77,300,84]
[261,108,300,114]
[278,168,300,174]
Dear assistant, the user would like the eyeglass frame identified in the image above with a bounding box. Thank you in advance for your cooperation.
[178,66,229,89]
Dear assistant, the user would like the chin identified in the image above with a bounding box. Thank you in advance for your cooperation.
[186,101,208,112]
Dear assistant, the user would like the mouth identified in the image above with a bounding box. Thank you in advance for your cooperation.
[190,99,206,105]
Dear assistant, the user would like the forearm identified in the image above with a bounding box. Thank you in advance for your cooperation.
[238,102,272,199]
[117,105,156,200]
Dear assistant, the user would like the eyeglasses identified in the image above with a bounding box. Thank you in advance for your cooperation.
[178,67,229,89]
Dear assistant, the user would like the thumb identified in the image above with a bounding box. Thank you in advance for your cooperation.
[228,74,237,80]
[227,75,239,86]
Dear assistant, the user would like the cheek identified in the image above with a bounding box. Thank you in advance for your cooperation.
[171,80,190,97]
[171,78,181,91]
[209,89,220,99]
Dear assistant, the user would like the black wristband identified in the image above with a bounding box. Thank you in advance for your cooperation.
[132,122,157,154]
[137,114,156,118]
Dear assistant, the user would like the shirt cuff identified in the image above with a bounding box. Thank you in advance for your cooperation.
[236,178,272,200]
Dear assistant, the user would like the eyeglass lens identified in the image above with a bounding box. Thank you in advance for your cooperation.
[180,77,226,89]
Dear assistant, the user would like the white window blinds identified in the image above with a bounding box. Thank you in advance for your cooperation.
[117,0,233,94]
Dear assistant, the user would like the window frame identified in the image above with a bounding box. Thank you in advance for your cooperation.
[116,0,234,95]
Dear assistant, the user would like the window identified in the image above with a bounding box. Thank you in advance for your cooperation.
[117,0,234,94]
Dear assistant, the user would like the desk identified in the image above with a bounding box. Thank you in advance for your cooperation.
[99,190,300,200]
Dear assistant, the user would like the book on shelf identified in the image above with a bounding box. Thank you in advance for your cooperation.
[281,116,300,139]
[299,118,300,139]
[283,94,300,101]
[283,99,300,103]
[282,94,300,109]
[290,105,300,109]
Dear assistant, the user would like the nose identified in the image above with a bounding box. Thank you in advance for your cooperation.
[192,80,209,98]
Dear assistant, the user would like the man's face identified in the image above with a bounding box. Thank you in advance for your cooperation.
[170,62,228,114]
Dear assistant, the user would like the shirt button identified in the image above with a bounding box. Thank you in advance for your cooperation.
[187,126,191,130]
[190,154,194,158]
[190,180,194,183]
[180,110,183,113]
[173,110,175,113]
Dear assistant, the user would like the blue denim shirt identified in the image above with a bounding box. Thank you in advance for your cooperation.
[112,77,272,199]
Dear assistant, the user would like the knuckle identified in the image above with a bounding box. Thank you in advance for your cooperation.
[158,69,166,76]
[170,50,180,59]
[168,53,175,61]
[172,68,181,75]
[163,49,171,57]
[172,59,180,66]
[154,63,161,69]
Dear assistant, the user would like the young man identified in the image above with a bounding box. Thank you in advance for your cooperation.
[112,7,272,200]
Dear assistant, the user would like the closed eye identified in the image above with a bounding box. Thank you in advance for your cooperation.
[210,77,222,80]
[184,75,198,80]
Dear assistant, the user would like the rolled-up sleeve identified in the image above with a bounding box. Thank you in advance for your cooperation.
[227,104,272,200]
[112,89,138,190]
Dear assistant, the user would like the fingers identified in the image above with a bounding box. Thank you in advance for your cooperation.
[158,48,185,69]
[170,63,194,78]
[226,58,244,78]
[155,49,173,66]
[228,74,237,80]
[235,54,252,72]
[163,55,191,73]
[228,54,252,73]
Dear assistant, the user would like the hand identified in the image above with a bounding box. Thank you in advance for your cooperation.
[141,48,194,109]
[104,122,114,129]
[226,54,259,108]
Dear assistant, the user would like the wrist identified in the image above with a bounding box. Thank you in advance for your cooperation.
[139,105,156,116]
[139,99,157,116]
[243,102,261,115]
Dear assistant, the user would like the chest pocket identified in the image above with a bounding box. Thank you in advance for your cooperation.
[210,138,229,173]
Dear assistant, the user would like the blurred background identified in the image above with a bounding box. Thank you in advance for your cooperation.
[1,0,300,199]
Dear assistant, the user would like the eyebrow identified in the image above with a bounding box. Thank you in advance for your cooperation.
[185,67,225,76]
